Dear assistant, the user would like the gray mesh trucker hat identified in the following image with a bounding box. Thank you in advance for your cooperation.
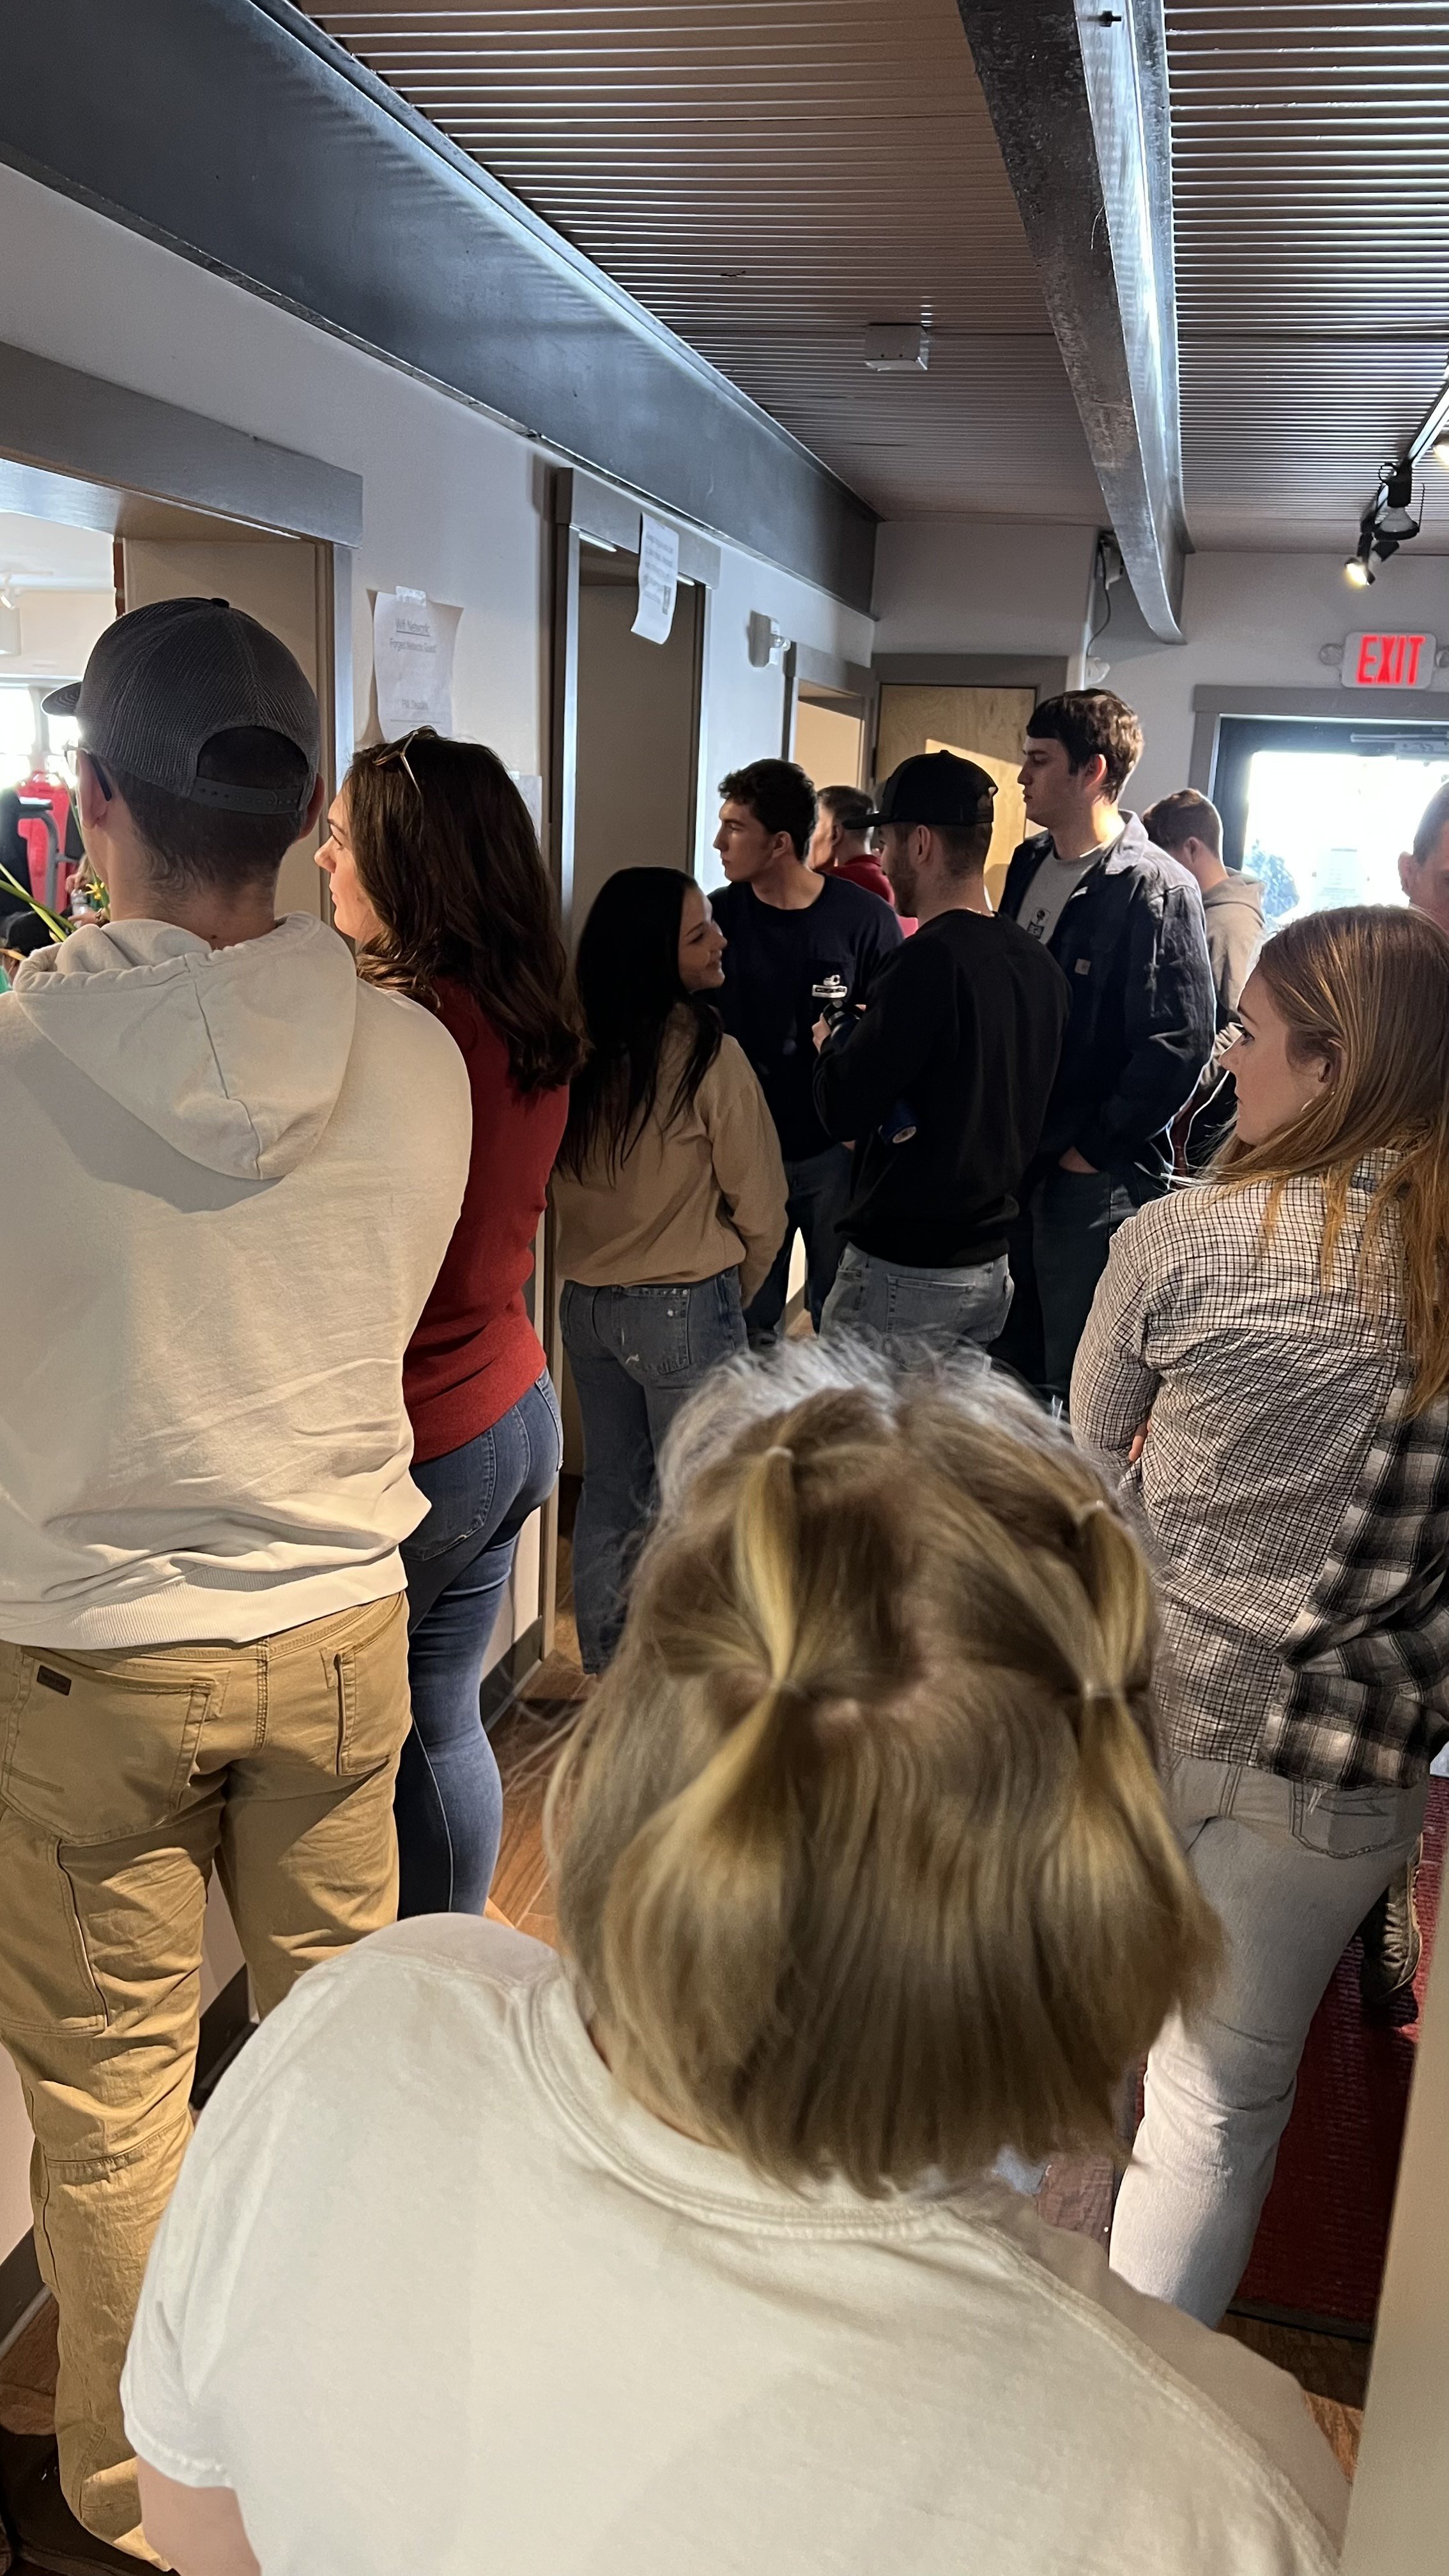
[43,597,321,818]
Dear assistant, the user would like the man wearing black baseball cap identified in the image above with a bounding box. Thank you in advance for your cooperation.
[813,751,1069,1357]
[0,600,471,2566]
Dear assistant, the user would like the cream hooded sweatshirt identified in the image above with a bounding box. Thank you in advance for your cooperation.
[0,915,471,1650]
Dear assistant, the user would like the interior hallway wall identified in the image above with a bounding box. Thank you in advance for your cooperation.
[873,518,1449,819]
[8,588,114,680]
[1114,551,1449,807]
[873,521,1098,659]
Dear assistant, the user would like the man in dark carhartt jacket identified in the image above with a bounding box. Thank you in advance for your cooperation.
[992,689,1215,1405]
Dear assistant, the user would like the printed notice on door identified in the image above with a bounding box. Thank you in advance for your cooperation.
[373,588,462,733]
[632,516,680,645]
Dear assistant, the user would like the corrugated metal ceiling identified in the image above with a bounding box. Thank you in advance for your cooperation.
[1167,1,1449,550]
[305,1,1105,525]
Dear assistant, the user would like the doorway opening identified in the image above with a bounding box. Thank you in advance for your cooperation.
[1210,714,1449,925]
[571,537,705,931]
[0,477,337,969]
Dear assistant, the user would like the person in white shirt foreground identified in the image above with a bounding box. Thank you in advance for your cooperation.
[123,1348,1347,2576]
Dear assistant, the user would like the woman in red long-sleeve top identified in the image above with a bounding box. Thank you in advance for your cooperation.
[319,730,583,1914]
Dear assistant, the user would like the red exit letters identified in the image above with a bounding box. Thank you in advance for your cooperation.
[1344,631,1435,687]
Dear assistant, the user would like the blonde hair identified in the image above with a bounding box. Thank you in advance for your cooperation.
[547,1349,1220,2195]
[1216,905,1449,1410]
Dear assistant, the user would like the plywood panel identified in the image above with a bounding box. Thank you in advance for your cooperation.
[876,685,1036,898]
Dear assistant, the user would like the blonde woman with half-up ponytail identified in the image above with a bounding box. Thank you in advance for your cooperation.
[1073,903,1449,2334]
[121,1345,1348,2573]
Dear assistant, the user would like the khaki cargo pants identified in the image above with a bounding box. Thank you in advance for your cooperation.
[0,1592,411,2560]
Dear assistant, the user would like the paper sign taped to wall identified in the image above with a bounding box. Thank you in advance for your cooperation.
[373,586,461,734]
[632,514,680,645]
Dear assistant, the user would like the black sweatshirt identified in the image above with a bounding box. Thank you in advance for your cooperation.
[813,908,1070,1266]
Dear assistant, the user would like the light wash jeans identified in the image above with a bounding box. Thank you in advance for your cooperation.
[1110,1751,1427,2326]
[562,1271,747,1671]
[820,1241,1013,1360]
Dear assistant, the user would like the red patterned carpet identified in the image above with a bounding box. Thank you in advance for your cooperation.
[1232,1778,1448,2333]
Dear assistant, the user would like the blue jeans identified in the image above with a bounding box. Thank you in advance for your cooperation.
[744,1142,852,1344]
[562,1272,747,1671]
[820,1243,1012,1360]
[397,1371,562,1916]
[995,1162,1160,1406]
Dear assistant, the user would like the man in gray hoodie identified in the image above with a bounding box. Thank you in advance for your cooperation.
[0,602,470,2570]
[1141,791,1263,1027]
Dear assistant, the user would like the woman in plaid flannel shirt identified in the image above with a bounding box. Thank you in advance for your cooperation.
[1073,905,1449,2327]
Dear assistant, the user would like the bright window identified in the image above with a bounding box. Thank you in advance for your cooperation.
[1243,748,1449,924]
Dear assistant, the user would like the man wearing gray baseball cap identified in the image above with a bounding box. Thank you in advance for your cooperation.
[0,601,470,2568]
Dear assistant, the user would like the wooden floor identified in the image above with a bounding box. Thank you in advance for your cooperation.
[0,1499,1367,2528]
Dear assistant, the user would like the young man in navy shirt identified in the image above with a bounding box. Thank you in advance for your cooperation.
[710,758,901,1341]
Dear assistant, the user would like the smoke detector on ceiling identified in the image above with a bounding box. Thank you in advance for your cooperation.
[864,325,930,373]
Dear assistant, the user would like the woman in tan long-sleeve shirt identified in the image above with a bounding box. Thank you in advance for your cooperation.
[553,868,786,1669]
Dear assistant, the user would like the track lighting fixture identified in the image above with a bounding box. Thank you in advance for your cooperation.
[1344,524,1375,588]
[1376,459,1422,540]
[1343,458,1423,584]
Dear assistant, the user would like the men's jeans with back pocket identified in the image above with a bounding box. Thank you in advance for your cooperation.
[0,1593,412,2554]
[561,1271,747,1671]
[820,1241,1013,1362]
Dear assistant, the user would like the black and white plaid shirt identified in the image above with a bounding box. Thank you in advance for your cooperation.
[1071,1160,1449,1791]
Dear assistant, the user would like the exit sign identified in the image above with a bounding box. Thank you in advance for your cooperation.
[1342,631,1437,688]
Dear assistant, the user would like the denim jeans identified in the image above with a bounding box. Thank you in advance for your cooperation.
[1110,1752,1427,2326]
[562,1271,747,1671]
[744,1142,853,1344]
[820,1241,1012,1360]
[397,1372,562,1916]
[995,1162,1160,1407]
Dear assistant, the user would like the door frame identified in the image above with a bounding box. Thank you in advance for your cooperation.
[540,466,721,1655]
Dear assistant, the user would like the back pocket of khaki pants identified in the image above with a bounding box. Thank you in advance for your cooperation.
[0,1652,210,1846]
[332,1608,410,1779]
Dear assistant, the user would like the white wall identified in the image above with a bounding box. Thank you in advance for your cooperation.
[698,547,874,887]
[10,587,114,679]
[872,521,1097,659]
[0,162,549,779]
[1120,551,1449,806]
[872,519,1449,815]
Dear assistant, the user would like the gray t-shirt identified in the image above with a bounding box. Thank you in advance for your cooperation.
[1018,848,1101,948]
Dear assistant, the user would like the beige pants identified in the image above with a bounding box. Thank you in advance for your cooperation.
[0,1593,412,2559]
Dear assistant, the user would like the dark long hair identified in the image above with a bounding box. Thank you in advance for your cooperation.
[346,728,583,1094]
[558,868,723,1177]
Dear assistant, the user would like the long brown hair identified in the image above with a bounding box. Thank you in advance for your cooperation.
[1217,905,1449,1409]
[346,729,583,1094]
[547,1348,1219,2193]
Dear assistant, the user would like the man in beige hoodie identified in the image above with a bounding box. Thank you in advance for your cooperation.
[0,602,470,2571]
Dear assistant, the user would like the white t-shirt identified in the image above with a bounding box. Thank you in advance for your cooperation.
[1018,845,1107,947]
[123,1919,1346,2576]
